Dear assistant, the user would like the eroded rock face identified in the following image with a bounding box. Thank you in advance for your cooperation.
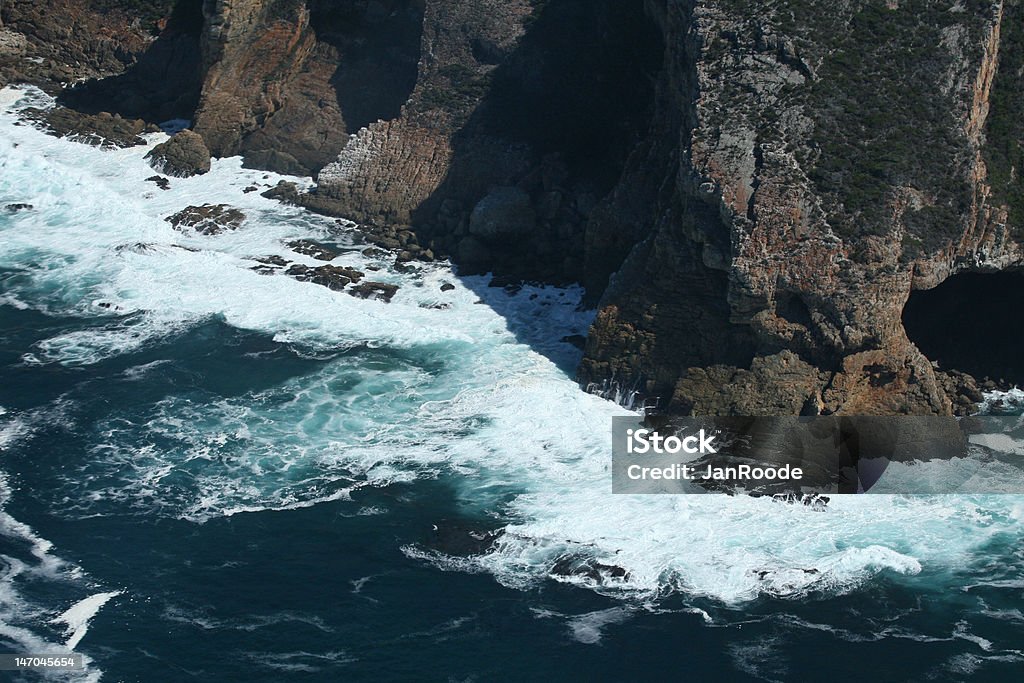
[145,129,211,176]
[469,186,536,242]
[190,0,425,176]
[579,0,1024,417]
[11,0,1024,416]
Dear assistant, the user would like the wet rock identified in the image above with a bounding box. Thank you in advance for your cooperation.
[425,520,502,556]
[288,240,339,261]
[361,247,388,258]
[550,556,629,582]
[20,107,154,148]
[145,130,211,177]
[145,175,170,191]
[440,282,456,292]
[261,180,301,205]
[286,264,364,291]
[4,203,33,212]
[166,204,246,235]
[250,255,290,275]
[348,281,399,303]
[243,149,307,177]
[469,186,536,242]
[243,185,259,194]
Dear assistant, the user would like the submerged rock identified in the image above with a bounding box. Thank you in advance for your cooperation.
[348,281,399,303]
[426,520,502,556]
[4,203,33,212]
[166,204,246,235]
[145,175,170,191]
[250,255,290,275]
[286,264,364,291]
[288,240,340,261]
[145,130,211,177]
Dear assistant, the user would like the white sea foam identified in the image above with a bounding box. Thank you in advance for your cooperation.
[2,86,1023,624]
[52,591,121,649]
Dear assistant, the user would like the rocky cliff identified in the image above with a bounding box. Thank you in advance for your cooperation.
[4,0,1022,416]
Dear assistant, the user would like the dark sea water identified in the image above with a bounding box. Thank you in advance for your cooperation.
[1,86,1023,682]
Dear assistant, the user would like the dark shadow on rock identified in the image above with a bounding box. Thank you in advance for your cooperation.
[58,0,205,123]
[309,0,424,135]
[903,269,1024,388]
[410,0,664,287]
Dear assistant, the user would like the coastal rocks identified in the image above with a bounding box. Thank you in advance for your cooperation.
[145,130,211,177]
[349,281,399,303]
[166,204,245,235]
[468,186,536,242]
[425,520,502,556]
[5,203,33,212]
[285,264,364,291]
[145,175,170,190]
[288,240,340,262]
[250,255,290,275]
[261,181,301,205]
[0,29,28,58]
[20,107,155,148]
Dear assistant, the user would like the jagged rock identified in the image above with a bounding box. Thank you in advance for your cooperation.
[20,107,154,148]
[0,28,28,57]
[286,264,364,291]
[468,186,536,242]
[550,556,628,582]
[261,181,301,205]
[145,130,211,177]
[348,281,399,303]
[5,203,33,212]
[425,520,502,556]
[145,175,170,190]
[166,204,245,235]
[250,255,290,275]
[242,149,308,177]
[288,240,339,261]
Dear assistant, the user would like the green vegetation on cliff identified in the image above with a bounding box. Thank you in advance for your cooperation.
[796,0,992,240]
[984,0,1024,230]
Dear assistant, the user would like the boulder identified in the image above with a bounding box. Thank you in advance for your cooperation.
[145,130,212,177]
[468,186,536,242]
[349,281,399,303]
[286,264,364,291]
[288,240,340,262]
[166,204,245,235]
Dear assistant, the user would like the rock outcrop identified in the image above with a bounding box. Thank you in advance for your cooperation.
[146,129,211,176]
[10,0,1024,417]
[166,204,245,234]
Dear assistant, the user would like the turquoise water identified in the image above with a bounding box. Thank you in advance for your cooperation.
[1,86,1023,681]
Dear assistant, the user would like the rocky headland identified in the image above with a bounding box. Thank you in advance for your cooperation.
[3,0,1021,416]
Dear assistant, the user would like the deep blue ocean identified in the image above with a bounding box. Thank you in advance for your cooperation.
[1,86,1022,682]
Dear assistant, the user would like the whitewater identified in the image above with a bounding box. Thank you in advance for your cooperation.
[1,86,1023,679]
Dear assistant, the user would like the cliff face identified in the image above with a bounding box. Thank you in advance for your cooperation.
[0,0,175,90]
[9,0,1023,416]
[579,0,1024,416]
